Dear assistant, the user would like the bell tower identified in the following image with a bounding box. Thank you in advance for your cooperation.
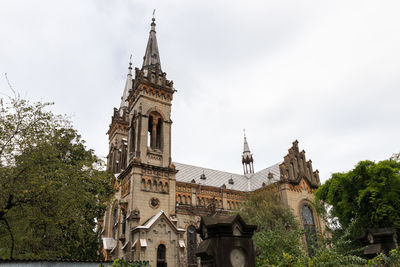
[127,17,175,168]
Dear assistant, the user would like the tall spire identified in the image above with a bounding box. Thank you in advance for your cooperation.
[142,12,162,73]
[242,130,254,174]
[120,56,133,110]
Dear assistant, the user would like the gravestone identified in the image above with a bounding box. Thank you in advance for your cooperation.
[195,214,257,267]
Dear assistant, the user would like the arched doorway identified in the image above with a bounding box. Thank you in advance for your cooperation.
[187,225,197,267]
[157,244,166,267]
[301,204,317,256]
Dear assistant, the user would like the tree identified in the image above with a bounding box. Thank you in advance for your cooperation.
[0,92,114,259]
[238,187,306,266]
[239,187,368,266]
[315,159,400,236]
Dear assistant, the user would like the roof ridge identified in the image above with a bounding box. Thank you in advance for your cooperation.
[173,161,245,177]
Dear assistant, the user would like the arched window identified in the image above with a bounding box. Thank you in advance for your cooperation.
[148,112,163,150]
[112,206,118,239]
[159,181,163,192]
[121,210,127,235]
[157,244,166,267]
[156,117,162,149]
[147,180,151,191]
[130,115,136,154]
[153,180,158,192]
[301,204,317,256]
[141,179,145,190]
[187,225,197,266]
[120,143,127,170]
[164,182,169,192]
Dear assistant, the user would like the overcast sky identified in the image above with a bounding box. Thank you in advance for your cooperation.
[1,0,399,182]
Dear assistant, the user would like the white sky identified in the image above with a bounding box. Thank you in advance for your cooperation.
[0,0,399,183]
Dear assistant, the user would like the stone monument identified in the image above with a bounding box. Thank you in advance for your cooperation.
[195,214,257,267]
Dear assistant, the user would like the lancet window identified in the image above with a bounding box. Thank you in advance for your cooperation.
[187,225,197,266]
[148,112,163,150]
[301,204,317,256]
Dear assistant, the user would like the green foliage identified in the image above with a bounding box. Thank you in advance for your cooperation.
[316,159,400,236]
[0,93,114,260]
[367,249,400,266]
[239,187,370,266]
[238,188,306,266]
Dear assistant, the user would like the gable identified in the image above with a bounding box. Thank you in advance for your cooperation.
[132,210,185,234]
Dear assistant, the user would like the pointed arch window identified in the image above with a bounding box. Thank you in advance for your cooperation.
[130,115,137,154]
[121,210,127,235]
[157,244,166,267]
[112,205,118,239]
[301,204,317,256]
[187,225,197,266]
[148,112,163,150]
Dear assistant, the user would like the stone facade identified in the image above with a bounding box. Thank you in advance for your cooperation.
[100,18,324,266]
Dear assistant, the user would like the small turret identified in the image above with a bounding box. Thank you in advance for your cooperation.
[242,131,254,174]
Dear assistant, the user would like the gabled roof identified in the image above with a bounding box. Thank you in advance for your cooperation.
[131,210,185,232]
[173,162,281,192]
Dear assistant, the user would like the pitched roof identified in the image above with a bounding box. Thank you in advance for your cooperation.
[132,210,185,232]
[173,162,281,192]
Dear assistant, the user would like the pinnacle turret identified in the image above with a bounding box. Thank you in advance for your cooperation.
[242,131,254,174]
[120,56,133,111]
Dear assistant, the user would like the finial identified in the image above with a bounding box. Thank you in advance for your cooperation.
[150,9,156,31]
[127,54,133,75]
[243,128,246,138]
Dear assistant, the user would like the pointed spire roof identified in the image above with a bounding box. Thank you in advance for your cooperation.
[243,130,252,155]
[120,57,133,111]
[242,130,254,173]
[243,135,251,154]
[142,16,162,73]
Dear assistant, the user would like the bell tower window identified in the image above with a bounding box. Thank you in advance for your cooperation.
[148,112,163,150]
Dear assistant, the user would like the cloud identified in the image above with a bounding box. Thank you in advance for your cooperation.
[0,0,399,182]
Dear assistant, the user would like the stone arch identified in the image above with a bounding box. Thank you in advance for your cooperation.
[146,107,166,120]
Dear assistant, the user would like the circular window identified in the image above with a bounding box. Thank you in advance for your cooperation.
[150,197,160,209]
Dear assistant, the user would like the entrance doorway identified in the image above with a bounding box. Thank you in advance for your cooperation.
[157,244,167,267]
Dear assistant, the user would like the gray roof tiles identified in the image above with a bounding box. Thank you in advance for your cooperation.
[173,161,282,192]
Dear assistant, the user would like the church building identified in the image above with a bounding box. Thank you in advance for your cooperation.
[100,17,324,267]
